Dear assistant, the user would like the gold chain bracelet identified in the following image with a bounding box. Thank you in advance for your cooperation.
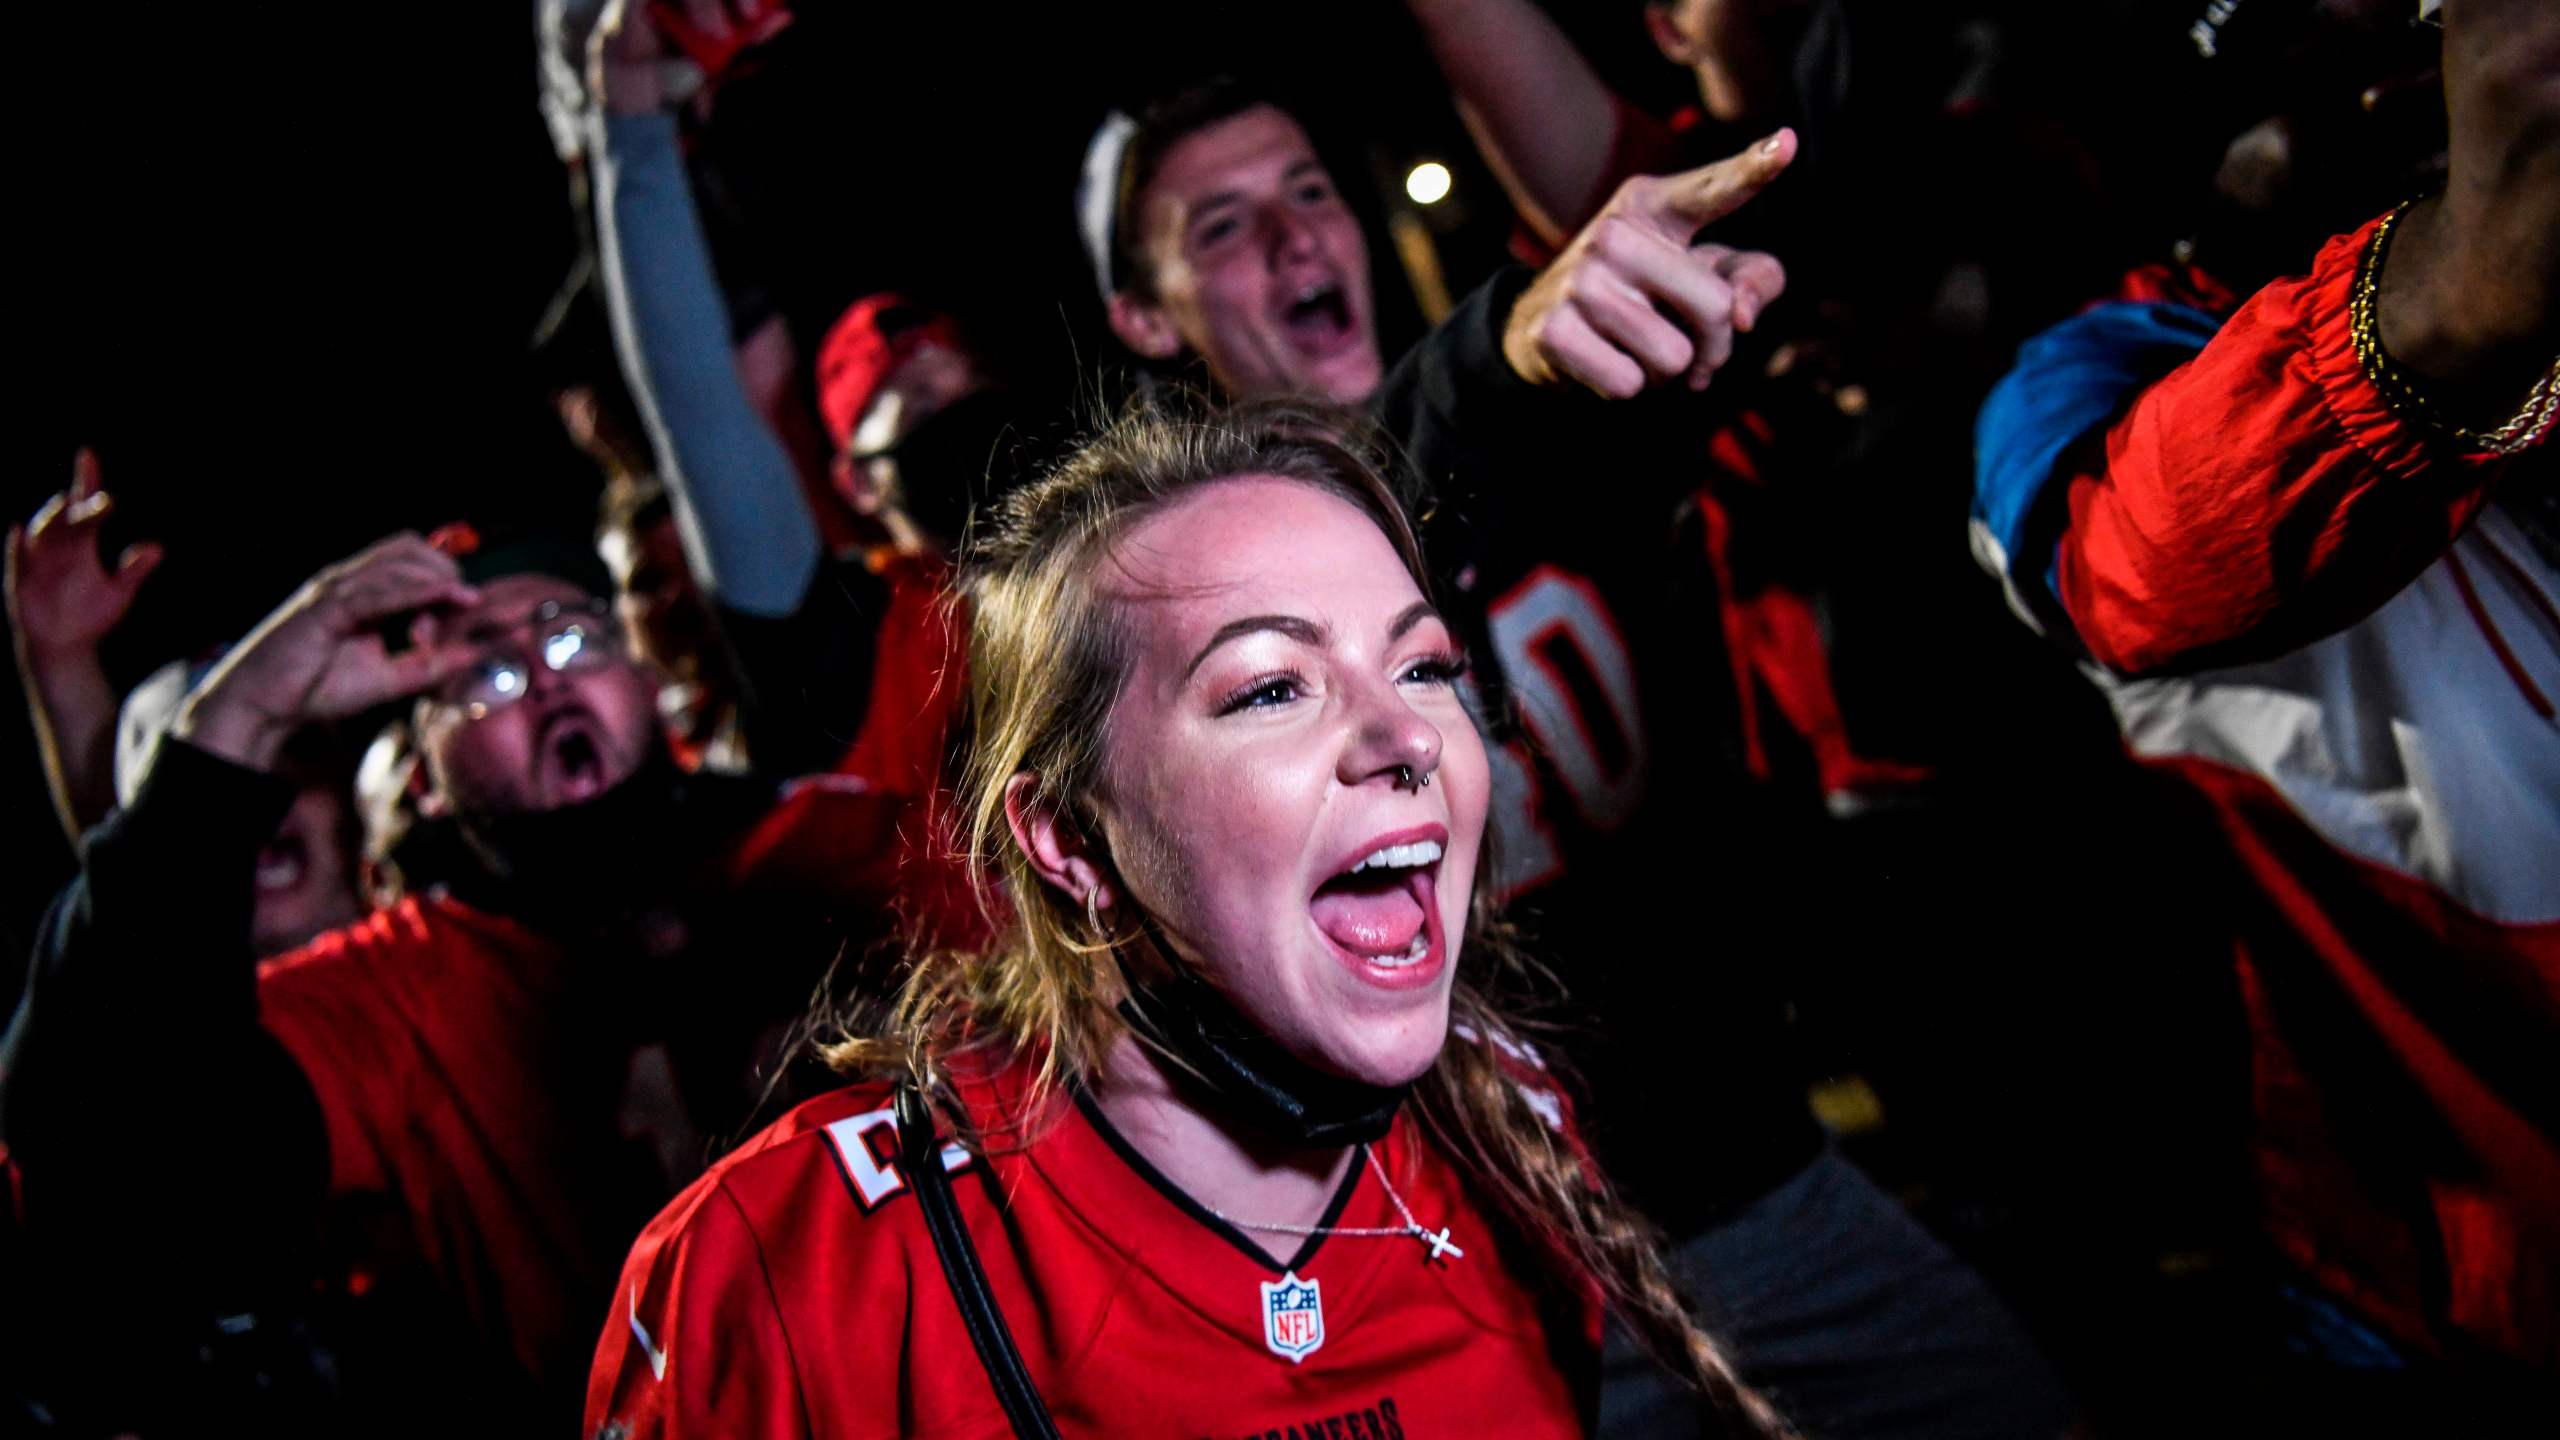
[2350,200,2559,456]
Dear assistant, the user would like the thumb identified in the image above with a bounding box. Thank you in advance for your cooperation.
[70,447,103,502]
[114,541,166,592]
[1648,127,1796,237]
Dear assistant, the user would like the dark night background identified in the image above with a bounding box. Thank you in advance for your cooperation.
[6,1,2196,961]
[3,1,1577,956]
[10,3,2416,1424]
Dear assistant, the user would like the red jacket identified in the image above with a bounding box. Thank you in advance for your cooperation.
[1973,213,2558,1365]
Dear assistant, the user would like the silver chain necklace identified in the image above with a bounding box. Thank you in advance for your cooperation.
[1206,1147,1465,1263]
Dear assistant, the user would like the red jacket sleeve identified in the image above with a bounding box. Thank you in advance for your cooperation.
[2053,213,2522,675]
[587,1176,807,1439]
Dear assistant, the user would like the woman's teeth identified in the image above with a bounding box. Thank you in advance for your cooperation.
[1349,838,1442,875]
[1371,930,1432,968]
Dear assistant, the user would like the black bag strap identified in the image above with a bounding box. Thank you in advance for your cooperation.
[894,1079,1062,1440]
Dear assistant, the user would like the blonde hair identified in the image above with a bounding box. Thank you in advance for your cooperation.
[830,398,1789,1437]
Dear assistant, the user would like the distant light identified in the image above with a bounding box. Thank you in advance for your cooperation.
[1405,162,1452,206]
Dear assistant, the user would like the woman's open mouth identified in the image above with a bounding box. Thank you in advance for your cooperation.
[1309,826,1447,990]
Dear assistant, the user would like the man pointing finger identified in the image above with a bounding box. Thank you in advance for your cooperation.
[1503,130,1798,397]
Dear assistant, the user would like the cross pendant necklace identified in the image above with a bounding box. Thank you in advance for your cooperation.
[1208,1147,1466,1264]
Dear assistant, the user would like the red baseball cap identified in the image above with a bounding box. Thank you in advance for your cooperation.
[815,294,969,453]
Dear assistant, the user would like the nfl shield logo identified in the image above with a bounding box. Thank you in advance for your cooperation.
[1259,1271,1325,1363]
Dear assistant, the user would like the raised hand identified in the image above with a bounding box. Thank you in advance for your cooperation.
[1501,130,1796,399]
[590,0,676,115]
[175,534,485,772]
[2378,0,2560,409]
[650,0,792,76]
[6,450,164,664]
[588,0,790,114]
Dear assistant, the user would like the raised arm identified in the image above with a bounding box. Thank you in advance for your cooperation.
[1378,133,1795,492]
[2,535,483,1342]
[1402,0,1625,249]
[5,451,164,845]
[1972,0,2556,675]
[583,0,818,622]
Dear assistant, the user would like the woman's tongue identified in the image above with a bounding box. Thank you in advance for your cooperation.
[1309,870,1428,958]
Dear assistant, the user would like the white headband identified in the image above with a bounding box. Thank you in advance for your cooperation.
[1075,109,1140,306]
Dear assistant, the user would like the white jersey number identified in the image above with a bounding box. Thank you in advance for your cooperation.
[1484,565,1649,845]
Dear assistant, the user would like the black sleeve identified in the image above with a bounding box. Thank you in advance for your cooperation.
[1373,264,1729,509]
[0,739,331,1311]
[1370,265,1546,500]
[714,554,890,779]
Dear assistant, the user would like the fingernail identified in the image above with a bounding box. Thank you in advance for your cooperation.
[1761,134,1783,155]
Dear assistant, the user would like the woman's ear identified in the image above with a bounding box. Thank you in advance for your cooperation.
[1005,771,1116,909]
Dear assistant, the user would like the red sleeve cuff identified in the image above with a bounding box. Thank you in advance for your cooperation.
[2303,213,2533,474]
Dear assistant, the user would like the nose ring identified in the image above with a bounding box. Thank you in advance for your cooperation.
[1397,764,1433,790]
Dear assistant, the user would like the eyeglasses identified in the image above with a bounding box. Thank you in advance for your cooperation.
[439,598,624,720]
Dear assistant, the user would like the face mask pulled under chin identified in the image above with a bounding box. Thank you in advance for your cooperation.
[877,389,1028,546]
[1112,928,1414,1150]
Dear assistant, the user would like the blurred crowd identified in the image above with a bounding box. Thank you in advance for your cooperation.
[2,0,2552,1435]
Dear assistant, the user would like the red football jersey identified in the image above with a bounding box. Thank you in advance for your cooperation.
[831,547,994,952]
[251,781,913,1397]
[259,896,647,1388]
[588,1060,1599,1437]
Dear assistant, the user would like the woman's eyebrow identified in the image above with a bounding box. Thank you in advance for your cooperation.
[1388,601,1440,641]
[1183,614,1326,682]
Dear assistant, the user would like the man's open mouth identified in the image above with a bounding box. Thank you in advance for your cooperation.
[1279,277,1358,356]
[254,832,309,895]
[541,712,610,804]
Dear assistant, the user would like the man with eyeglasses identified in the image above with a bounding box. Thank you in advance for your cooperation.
[0,531,911,1433]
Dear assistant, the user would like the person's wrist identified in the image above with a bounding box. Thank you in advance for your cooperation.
[16,631,104,670]
[2376,198,2469,369]
[2364,198,2559,451]
[597,70,666,117]
[1499,324,1542,386]
[171,685,292,773]
[2365,197,2549,386]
